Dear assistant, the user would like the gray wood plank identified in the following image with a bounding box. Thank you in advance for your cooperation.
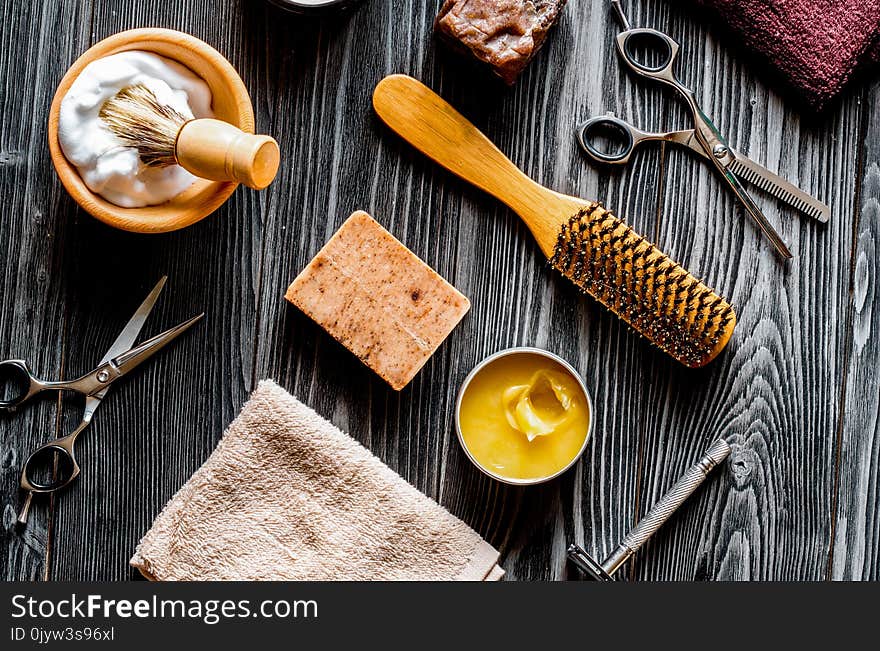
[248,0,667,581]
[45,0,266,580]
[0,0,93,582]
[627,3,864,579]
[831,76,880,581]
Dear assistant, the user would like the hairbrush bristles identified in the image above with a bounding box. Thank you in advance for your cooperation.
[98,83,188,167]
[550,203,736,367]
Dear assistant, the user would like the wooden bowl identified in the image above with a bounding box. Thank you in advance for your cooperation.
[48,28,255,233]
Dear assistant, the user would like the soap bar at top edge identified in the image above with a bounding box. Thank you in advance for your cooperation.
[285,211,471,391]
[435,0,569,85]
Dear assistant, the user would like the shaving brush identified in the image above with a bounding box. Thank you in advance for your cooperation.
[99,84,280,190]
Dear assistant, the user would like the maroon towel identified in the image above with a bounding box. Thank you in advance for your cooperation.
[694,0,880,110]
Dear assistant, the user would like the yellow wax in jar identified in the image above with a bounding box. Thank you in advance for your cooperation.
[458,352,590,481]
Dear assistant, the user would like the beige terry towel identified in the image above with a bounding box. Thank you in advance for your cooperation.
[131,380,503,581]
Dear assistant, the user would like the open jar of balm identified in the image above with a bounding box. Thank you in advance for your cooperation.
[455,348,593,485]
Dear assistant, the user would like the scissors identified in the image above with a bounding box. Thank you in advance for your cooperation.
[576,1,831,259]
[0,277,203,524]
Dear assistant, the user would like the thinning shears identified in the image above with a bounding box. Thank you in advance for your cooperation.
[576,1,830,259]
[0,277,203,524]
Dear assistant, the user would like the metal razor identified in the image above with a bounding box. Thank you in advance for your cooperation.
[568,438,730,581]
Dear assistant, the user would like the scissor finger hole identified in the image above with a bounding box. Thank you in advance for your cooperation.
[0,362,30,408]
[580,120,633,162]
[623,31,673,72]
[24,446,76,491]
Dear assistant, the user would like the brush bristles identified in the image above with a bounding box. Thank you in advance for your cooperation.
[98,84,188,167]
[550,203,735,367]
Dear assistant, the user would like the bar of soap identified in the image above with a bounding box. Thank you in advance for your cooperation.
[435,0,569,85]
[285,211,471,391]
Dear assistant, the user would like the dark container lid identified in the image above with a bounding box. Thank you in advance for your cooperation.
[265,0,362,13]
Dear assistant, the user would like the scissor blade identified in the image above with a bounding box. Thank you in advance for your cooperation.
[98,276,168,366]
[110,313,204,379]
[721,169,793,258]
[728,156,830,224]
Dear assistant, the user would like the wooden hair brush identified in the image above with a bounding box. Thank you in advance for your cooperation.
[99,83,280,190]
[372,74,736,367]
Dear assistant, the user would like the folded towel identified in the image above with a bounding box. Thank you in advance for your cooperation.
[693,0,880,110]
[131,380,503,581]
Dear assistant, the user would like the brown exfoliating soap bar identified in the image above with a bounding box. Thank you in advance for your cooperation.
[435,0,568,84]
[285,211,470,391]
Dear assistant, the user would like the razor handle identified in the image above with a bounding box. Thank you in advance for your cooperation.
[569,438,730,580]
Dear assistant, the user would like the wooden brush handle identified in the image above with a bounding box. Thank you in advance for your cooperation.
[373,74,583,256]
[176,119,280,190]
[373,75,529,201]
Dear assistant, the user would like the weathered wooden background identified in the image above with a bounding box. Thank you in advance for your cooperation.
[1,0,877,581]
